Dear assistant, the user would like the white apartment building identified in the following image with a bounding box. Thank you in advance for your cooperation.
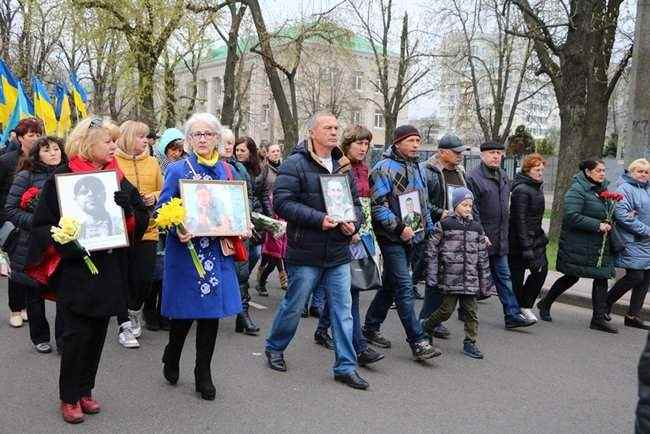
[436,32,559,146]
[175,33,409,149]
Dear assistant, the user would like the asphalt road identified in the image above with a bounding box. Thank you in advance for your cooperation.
[0,279,645,434]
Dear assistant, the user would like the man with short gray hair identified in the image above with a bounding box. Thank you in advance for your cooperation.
[265,112,369,390]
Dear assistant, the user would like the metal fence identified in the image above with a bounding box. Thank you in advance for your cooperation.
[369,149,520,179]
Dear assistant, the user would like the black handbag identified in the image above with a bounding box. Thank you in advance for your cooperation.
[350,239,382,291]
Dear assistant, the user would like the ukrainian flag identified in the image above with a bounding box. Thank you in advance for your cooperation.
[69,73,88,119]
[1,81,33,146]
[32,77,57,135]
[54,82,72,137]
[0,59,19,127]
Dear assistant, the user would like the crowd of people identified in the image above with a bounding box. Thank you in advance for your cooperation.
[0,111,648,424]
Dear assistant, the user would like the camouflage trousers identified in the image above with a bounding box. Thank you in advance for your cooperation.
[424,294,478,343]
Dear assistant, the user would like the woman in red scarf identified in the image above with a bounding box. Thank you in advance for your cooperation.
[26,117,149,424]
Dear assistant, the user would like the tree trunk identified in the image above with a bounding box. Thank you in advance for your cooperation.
[245,0,298,147]
[136,53,157,130]
[163,59,176,128]
[220,4,246,128]
[625,0,650,165]
[384,111,396,149]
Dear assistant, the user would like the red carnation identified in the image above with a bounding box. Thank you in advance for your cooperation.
[19,186,40,211]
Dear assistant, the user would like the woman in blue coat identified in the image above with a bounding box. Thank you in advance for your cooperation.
[607,159,650,330]
[158,112,241,401]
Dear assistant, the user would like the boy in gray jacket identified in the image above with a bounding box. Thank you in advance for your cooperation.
[421,187,495,359]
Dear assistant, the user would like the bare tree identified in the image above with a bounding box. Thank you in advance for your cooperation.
[507,0,634,238]
[348,0,434,146]
[73,0,189,128]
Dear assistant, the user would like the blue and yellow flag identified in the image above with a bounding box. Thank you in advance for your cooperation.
[0,59,19,127]
[69,73,89,119]
[32,77,57,135]
[1,81,33,146]
[54,82,72,137]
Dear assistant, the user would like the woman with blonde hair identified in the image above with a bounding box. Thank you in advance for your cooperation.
[606,158,650,329]
[26,117,148,423]
[114,120,163,348]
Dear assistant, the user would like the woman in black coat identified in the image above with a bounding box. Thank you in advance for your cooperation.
[508,154,549,323]
[5,136,67,353]
[0,117,42,327]
[27,118,148,424]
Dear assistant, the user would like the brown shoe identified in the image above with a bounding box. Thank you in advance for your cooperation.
[61,402,84,424]
[79,396,101,414]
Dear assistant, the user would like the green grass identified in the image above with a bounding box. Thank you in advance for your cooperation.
[546,238,558,271]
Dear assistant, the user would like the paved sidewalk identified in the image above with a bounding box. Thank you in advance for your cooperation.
[541,269,650,319]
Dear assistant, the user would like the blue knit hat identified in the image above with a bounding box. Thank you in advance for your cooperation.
[157,128,185,156]
[452,187,474,210]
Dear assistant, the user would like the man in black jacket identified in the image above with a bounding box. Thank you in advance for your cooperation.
[466,141,534,329]
[264,112,369,390]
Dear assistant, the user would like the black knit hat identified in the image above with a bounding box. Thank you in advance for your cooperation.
[480,141,505,151]
[393,125,421,145]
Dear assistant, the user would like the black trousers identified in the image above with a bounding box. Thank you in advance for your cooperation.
[59,306,109,403]
[8,278,27,312]
[542,275,608,319]
[509,256,549,309]
[26,285,63,346]
[258,255,284,286]
[607,269,650,317]
[164,319,219,370]
[118,240,158,324]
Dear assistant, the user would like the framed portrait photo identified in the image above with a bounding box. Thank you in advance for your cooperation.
[55,170,129,252]
[319,174,356,223]
[398,190,424,233]
[179,179,250,237]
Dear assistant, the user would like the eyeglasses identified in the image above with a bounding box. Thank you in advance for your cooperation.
[189,131,217,139]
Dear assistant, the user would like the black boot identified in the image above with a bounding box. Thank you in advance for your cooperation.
[235,285,260,335]
[162,345,180,385]
[195,319,218,400]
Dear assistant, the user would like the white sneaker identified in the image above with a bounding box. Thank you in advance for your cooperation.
[20,309,28,322]
[128,310,142,338]
[9,312,23,328]
[118,322,140,348]
[521,308,538,323]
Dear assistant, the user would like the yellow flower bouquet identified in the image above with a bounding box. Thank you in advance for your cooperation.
[155,198,206,278]
[51,217,99,275]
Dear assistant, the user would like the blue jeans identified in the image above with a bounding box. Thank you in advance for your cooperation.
[419,285,443,320]
[304,281,326,312]
[489,254,521,319]
[265,263,356,375]
[364,243,425,345]
[317,287,367,354]
[248,244,261,275]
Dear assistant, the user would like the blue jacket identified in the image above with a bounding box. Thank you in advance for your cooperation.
[370,146,432,244]
[273,139,362,268]
[157,155,242,319]
[613,172,650,270]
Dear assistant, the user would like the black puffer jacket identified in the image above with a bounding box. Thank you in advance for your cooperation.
[0,149,22,223]
[273,140,362,268]
[637,332,650,434]
[4,163,62,286]
[508,172,548,261]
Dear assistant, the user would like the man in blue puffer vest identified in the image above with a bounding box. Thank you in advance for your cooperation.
[264,112,369,390]
[362,125,442,361]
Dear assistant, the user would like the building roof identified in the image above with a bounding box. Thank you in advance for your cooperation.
[208,32,378,62]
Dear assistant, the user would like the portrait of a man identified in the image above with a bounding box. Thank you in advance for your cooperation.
[320,175,355,223]
[398,190,424,233]
[56,170,129,251]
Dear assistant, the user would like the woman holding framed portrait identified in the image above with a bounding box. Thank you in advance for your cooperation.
[26,117,149,424]
[157,112,242,401]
